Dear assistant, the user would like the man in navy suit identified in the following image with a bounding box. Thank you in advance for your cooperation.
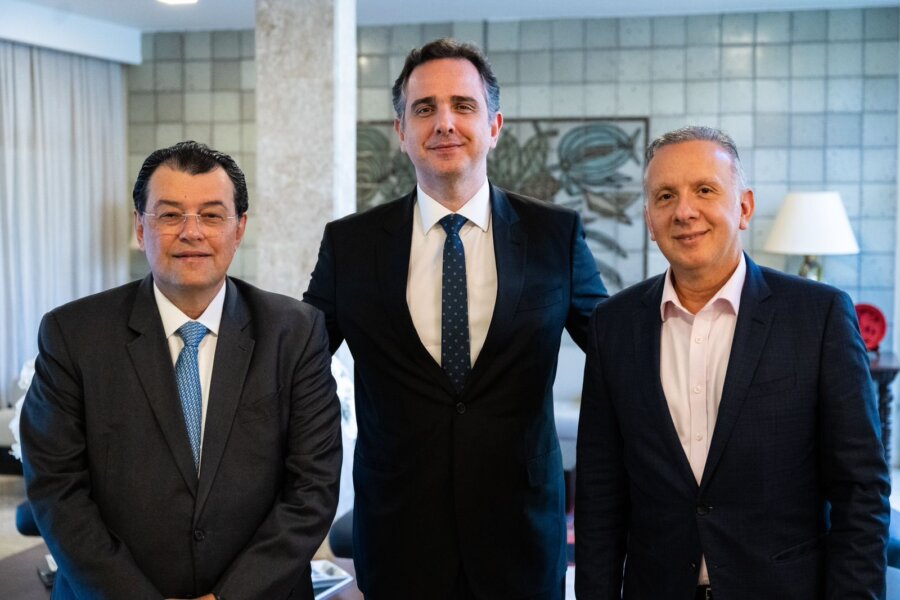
[21,142,342,599]
[575,126,889,599]
[305,39,607,599]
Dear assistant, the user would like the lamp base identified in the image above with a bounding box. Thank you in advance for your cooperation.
[798,255,823,281]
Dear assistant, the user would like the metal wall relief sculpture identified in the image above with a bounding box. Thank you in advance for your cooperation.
[357,118,649,291]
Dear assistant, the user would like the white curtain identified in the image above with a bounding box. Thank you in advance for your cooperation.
[0,40,129,406]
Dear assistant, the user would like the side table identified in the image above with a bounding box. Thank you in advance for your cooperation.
[870,351,900,466]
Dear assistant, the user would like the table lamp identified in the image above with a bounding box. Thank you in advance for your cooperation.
[763,191,859,281]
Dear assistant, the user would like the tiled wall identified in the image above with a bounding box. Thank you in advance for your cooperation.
[126,7,899,345]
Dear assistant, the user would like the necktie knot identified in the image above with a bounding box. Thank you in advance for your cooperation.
[178,321,208,348]
[440,214,467,237]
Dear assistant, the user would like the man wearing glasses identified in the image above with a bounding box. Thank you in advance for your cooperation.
[20,141,342,600]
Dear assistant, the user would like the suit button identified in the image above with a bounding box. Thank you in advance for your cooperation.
[193,529,206,542]
[456,402,466,414]
[696,505,711,516]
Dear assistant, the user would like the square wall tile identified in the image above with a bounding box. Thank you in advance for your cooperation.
[719,79,754,113]
[390,25,422,54]
[863,148,898,182]
[756,12,790,44]
[828,9,863,41]
[585,50,618,82]
[617,83,651,115]
[863,113,898,147]
[755,114,790,146]
[652,81,685,115]
[753,148,789,182]
[862,184,897,218]
[521,21,552,51]
[825,148,861,182]
[827,42,863,76]
[241,122,256,151]
[212,60,241,91]
[722,13,755,44]
[828,184,861,217]
[359,26,390,54]
[241,91,255,121]
[155,32,183,60]
[358,87,393,121]
[185,32,211,60]
[550,85,585,117]
[518,51,551,84]
[721,46,754,78]
[686,81,719,115]
[791,78,826,113]
[791,43,826,77]
[184,92,212,122]
[864,78,898,111]
[584,83,617,115]
[452,22,485,48]
[864,41,899,76]
[685,14,720,45]
[859,221,896,254]
[154,62,183,91]
[719,114,753,147]
[212,31,241,59]
[864,7,900,40]
[585,19,618,48]
[155,123,184,147]
[791,114,826,146]
[822,254,861,289]
[552,19,585,49]
[652,16,686,46]
[651,48,685,80]
[755,79,789,113]
[127,63,154,92]
[128,93,155,124]
[490,52,517,84]
[619,17,651,47]
[184,124,212,145]
[212,123,241,153]
[185,61,212,91]
[792,11,828,42]
[211,92,240,121]
[755,45,789,77]
[128,124,156,153]
[423,23,451,41]
[618,49,651,81]
[240,60,255,90]
[752,184,789,216]
[686,46,720,79]
[499,86,519,117]
[826,113,862,146]
[141,33,154,62]
[517,84,551,117]
[156,92,184,122]
[358,55,389,87]
[826,78,863,112]
[488,21,519,51]
[552,51,585,83]
[789,148,825,182]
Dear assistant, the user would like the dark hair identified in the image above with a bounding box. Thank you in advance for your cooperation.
[391,37,500,121]
[132,141,249,216]
[643,126,748,191]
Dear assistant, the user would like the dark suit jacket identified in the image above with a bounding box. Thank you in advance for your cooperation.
[575,255,890,599]
[304,185,607,598]
[21,276,343,600]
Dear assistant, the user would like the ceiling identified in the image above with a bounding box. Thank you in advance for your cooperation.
[15,0,900,31]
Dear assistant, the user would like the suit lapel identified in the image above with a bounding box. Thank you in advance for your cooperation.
[700,256,774,491]
[469,186,526,386]
[196,278,254,513]
[377,189,453,392]
[126,276,199,495]
[637,277,698,489]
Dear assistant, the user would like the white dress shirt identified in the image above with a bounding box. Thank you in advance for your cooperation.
[658,254,746,585]
[154,281,226,470]
[407,180,497,367]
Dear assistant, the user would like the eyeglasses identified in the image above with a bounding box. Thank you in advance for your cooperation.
[143,210,237,234]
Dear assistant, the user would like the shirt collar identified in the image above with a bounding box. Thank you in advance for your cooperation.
[415,179,491,235]
[660,254,747,321]
[154,280,227,339]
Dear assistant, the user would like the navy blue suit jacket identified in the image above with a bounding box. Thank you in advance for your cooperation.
[305,185,607,599]
[575,256,889,599]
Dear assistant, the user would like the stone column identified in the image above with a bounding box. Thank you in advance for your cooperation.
[255,0,356,298]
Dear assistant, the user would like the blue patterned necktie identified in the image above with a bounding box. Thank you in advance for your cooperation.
[175,321,208,472]
[440,214,471,393]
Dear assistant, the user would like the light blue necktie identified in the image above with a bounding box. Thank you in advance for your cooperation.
[440,214,471,393]
[175,321,208,471]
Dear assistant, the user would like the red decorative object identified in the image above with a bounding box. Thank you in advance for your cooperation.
[856,303,887,352]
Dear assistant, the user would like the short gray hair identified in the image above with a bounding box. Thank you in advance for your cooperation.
[643,125,748,191]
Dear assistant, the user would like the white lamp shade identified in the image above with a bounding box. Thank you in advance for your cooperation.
[764,191,859,256]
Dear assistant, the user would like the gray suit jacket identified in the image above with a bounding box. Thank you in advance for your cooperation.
[21,276,342,600]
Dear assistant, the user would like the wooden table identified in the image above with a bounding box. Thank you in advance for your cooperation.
[0,543,362,600]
